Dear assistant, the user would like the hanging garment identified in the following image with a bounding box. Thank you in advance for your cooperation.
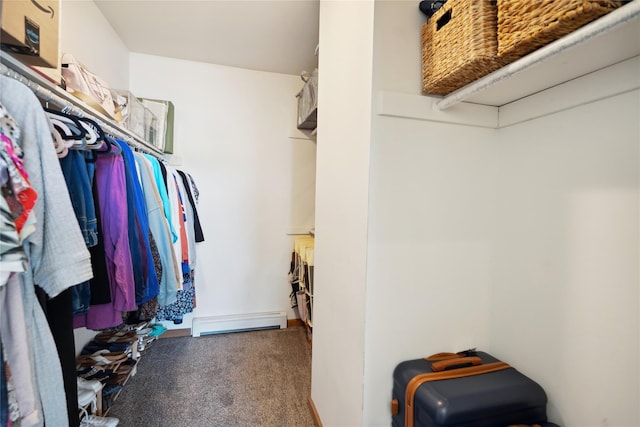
[0,275,39,427]
[39,286,81,427]
[83,145,137,330]
[0,74,93,427]
[0,103,37,242]
[143,153,177,242]
[174,170,196,274]
[176,170,205,243]
[87,177,112,306]
[164,165,186,288]
[172,169,190,277]
[113,138,159,306]
[0,191,27,286]
[154,166,196,324]
[0,77,92,294]
[59,149,98,315]
[134,153,180,307]
[124,232,162,323]
[187,173,200,203]
[58,150,98,248]
[155,283,195,325]
[0,134,37,235]
[120,144,148,304]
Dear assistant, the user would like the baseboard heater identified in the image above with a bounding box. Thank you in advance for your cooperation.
[191,311,288,337]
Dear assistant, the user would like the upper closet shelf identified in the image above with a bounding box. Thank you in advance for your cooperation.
[0,51,163,156]
[435,0,640,110]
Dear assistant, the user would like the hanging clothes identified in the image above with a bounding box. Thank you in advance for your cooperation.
[38,286,81,427]
[177,170,204,243]
[0,186,28,285]
[143,153,177,242]
[59,149,98,316]
[82,143,137,330]
[154,284,195,325]
[154,165,205,324]
[163,164,187,288]
[114,138,159,305]
[1,274,38,427]
[1,62,206,427]
[86,177,113,307]
[133,153,180,307]
[175,170,195,276]
[0,75,93,427]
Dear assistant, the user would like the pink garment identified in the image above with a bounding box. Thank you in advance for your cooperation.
[173,174,189,265]
[1,134,37,233]
[2,133,27,177]
[85,152,136,329]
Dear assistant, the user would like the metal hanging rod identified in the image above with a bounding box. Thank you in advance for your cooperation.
[0,51,164,156]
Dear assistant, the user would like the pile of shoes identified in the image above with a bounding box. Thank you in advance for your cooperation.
[119,321,167,352]
[135,323,166,352]
[76,322,167,415]
[77,377,120,426]
[76,329,139,413]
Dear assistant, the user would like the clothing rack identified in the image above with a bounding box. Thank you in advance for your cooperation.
[0,51,164,157]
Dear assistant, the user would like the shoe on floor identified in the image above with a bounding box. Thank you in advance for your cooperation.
[80,415,120,427]
[77,377,103,393]
[77,387,98,409]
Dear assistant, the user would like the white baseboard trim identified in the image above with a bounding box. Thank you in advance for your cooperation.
[191,311,288,337]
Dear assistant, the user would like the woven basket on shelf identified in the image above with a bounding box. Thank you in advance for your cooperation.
[497,0,624,62]
[422,0,506,95]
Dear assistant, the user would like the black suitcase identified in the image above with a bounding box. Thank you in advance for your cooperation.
[391,350,548,427]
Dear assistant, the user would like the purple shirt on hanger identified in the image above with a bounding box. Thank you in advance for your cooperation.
[85,150,137,329]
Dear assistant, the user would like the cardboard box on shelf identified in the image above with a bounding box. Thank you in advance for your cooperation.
[1,0,61,68]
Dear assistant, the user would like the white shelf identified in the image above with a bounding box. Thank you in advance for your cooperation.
[0,51,163,155]
[436,0,640,110]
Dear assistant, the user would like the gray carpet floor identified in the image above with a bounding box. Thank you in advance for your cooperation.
[106,326,314,427]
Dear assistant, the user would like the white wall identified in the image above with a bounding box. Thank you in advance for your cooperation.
[492,89,639,427]
[60,0,131,355]
[364,117,496,425]
[128,53,316,328]
[310,1,375,426]
[60,0,129,89]
[64,1,316,349]
[350,1,640,426]
[357,2,495,424]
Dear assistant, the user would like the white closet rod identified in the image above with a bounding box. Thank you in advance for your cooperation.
[435,0,640,110]
[0,51,164,157]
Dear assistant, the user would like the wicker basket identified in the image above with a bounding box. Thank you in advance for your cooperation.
[422,0,506,95]
[497,0,623,62]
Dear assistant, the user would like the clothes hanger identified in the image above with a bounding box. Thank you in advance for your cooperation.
[48,117,74,139]
[74,119,98,146]
[44,107,87,141]
[76,116,106,148]
[96,136,122,156]
[47,115,96,154]
[44,107,110,151]
[51,126,69,158]
[41,101,70,157]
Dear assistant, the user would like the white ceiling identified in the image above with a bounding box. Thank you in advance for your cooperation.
[94,0,320,76]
